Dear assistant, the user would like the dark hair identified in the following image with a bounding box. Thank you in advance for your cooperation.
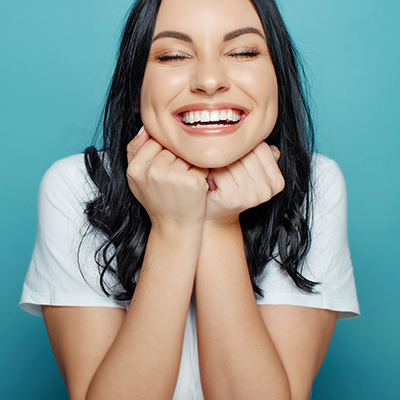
[83,0,317,300]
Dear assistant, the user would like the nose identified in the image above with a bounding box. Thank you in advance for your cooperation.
[190,57,230,95]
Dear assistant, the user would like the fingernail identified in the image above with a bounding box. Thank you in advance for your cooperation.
[137,126,145,137]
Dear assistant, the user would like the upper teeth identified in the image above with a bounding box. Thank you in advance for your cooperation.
[182,109,241,124]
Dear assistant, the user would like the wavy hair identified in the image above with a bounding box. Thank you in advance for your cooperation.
[83,0,317,300]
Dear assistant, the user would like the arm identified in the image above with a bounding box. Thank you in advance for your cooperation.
[195,143,338,400]
[258,305,337,399]
[43,131,209,400]
[44,225,200,400]
[195,225,337,400]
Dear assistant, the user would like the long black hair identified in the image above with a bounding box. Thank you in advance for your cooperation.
[83,0,317,300]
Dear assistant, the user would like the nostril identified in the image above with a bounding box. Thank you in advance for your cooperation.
[191,66,230,95]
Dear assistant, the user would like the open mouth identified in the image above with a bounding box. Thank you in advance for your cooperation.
[180,109,243,129]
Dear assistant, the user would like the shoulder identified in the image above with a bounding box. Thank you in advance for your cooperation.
[41,153,89,190]
[39,153,97,209]
[20,152,127,317]
[257,153,359,319]
[311,153,345,188]
[311,153,347,216]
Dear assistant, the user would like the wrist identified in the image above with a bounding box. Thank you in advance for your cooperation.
[203,215,240,229]
[197,219,245,275]
[150,217,205,240]
[202,218,241,237]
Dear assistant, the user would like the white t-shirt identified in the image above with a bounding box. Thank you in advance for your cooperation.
[19,152,359,399]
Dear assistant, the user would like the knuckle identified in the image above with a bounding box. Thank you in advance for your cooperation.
[275,174,285,194]
[127,161,140,179]
[262,185,273,200]
[147,164,161,182]
[279,176,285,192]
[186,176,205,193]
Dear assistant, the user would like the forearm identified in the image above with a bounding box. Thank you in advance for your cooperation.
[195,222,291,400]
[86,224,202,400]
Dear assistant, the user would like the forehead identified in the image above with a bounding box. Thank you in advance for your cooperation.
[154,0,263,37]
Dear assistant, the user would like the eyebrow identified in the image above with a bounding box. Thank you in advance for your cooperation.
[152,31,192,42]
[152,27,266,43]
[224,27,265,42]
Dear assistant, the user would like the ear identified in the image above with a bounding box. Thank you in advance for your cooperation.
[134,94,141,113]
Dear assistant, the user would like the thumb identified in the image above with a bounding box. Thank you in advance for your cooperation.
[127,126,151,163]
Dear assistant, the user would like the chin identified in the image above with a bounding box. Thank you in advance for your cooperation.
[194,161,227,169]
[185,154,238,169]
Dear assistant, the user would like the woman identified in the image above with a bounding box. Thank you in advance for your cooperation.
[20,0,359,399]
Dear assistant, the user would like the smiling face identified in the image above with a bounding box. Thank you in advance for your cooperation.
[139,0,278,168]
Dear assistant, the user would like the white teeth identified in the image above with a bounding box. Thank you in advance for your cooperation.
[233,113,241,122]
[210,110,220,122]
[182,109,242,125]
[193,124,229,128]
[201,111,210,122]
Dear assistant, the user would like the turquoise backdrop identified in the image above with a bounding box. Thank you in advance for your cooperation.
[1,1,399,398]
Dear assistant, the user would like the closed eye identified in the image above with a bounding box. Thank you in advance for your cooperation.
[228,49,261,59]
[155,52,191,62]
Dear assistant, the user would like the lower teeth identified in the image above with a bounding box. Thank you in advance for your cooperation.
[184,121,239,128]
[192,124,231,128]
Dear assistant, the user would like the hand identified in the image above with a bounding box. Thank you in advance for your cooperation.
[205,141,285,224]
[126,127,209,230]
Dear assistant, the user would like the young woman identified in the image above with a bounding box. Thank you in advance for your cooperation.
[20,0,359,399]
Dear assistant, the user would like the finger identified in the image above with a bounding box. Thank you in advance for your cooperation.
[207,167,236,193]
[128,138,166,165]
[224,159,250,187]
[225,155,277,206]
[269,145,281,162]
[189,165,210,179]
[252,142,281,171]
[127,126,151,163]
[153,148,179,167]
[252,142,285,194]
[236,150,266,183]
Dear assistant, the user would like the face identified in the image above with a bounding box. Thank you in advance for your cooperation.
[140,0,278,168]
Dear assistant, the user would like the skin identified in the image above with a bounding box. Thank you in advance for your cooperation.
[42,0,338,399]
[140,0,278,168]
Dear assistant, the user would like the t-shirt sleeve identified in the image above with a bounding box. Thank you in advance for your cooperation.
[256,154,360,319]
[19,154,128,317]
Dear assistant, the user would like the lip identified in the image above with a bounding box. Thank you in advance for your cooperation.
[172,102,249,136]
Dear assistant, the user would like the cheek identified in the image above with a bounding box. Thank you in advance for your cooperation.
[140,72,160,117]
[141,78,183,144]
[140,76,166,137]
[141,68,189,114]
[253,70,279,129]
[139,70,187,146]
[235,64,278,106]
[256,75,278,111]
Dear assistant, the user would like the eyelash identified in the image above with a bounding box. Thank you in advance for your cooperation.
[155,52,190,62]
[154,48,261,62]
[228,49,261,58]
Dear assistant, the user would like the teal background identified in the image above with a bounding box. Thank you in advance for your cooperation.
[1,0,399,398]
